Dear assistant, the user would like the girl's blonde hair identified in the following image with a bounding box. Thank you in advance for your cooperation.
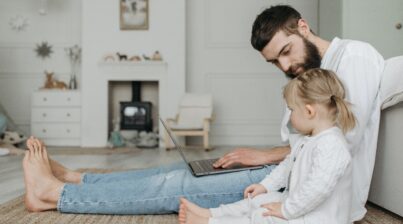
[283,68,356,133]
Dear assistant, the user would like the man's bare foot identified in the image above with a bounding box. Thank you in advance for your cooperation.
[23,138,64,212]
[27,137,81,184]
[178,198,211,224]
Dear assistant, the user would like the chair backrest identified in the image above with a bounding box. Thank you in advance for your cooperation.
[380,56,403,109]
[177,93,213,129]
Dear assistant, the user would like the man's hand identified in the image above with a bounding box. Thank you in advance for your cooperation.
[261,202,285,219]
[243,184,267,198]
[213,148,268,168]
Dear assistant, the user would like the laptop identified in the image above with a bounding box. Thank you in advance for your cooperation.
[160,118,264,177]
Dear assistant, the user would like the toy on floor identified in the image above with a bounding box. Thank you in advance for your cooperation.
[107,118,125,148]
[0,131,27,145]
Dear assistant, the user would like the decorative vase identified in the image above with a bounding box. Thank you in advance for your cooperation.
[69,73,77,89]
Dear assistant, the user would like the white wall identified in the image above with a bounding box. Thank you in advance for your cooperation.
[319,0,403,58]
[186,0,318,146]
[81,0,186,147]
[0,0,81,134]
[318,0,342,40]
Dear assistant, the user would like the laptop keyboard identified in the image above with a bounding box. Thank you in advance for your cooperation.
[191,158,218,173]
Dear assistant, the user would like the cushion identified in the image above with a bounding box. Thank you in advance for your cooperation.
[380,56,403,109]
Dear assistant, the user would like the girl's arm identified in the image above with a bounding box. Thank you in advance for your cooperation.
[259,152,293,192]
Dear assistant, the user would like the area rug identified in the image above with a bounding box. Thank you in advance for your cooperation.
[1,169,402,224]
[0,196,177,224]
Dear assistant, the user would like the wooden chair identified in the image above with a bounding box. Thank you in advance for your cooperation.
[165,93,213,150]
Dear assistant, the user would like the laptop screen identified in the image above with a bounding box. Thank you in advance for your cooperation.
[160,118,192,166]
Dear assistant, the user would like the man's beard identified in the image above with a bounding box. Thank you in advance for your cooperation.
[285,37,322,79]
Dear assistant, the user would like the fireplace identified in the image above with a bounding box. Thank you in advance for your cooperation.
[119,81,153,131]
[120,81,153,132]
[84,61,176,147]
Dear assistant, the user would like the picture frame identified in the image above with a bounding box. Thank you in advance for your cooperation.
[120,0,149,30]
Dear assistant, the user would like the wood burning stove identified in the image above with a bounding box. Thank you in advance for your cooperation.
[120,81,153,131]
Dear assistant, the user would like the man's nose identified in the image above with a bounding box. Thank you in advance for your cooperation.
[278,58,291,73]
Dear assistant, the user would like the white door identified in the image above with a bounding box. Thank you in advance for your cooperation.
[186,0,318,145]
[342,0,403,58]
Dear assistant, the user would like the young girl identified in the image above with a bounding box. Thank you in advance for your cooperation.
[178,68,356,224]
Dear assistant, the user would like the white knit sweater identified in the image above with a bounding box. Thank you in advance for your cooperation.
[260,127,352,224]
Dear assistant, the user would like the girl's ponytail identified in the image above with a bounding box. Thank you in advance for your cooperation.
[332,95,356,133]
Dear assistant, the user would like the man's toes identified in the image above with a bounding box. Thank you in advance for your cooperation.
[27,138,34,151]
[31,140,39,154]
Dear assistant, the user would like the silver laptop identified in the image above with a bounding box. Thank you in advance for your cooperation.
[160,118,264,177]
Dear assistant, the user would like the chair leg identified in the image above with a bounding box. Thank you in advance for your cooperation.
[203,131,211,151]
[164,130,173,150]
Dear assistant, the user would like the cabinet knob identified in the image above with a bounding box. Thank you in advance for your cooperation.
[66,129,71,133]
[67,97,71,101]
[42,129,47,133]
[42,113,47,117]
[66,113,71,117]
[43,97,47,102]
[396,23,402,30]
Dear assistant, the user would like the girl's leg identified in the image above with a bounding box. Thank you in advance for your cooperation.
[178,199,287,224]
[210,198,250,217]
[178,199,250,224]
[209,214,288,224]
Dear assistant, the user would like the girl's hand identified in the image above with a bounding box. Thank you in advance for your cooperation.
[243,184,267,198]
[261,202,285,219]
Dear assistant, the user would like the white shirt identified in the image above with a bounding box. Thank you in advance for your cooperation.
[261,127,352,224]
[280,38,384,221]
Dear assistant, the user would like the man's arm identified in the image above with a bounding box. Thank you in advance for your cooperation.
[213,145,291,168]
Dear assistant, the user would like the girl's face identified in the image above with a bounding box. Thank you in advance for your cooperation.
[288,101,313,135]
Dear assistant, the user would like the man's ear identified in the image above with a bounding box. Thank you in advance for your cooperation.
[305,104,316,118]
[297,19,310,38]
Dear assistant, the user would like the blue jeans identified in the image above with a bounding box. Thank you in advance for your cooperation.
[57,162,275,215]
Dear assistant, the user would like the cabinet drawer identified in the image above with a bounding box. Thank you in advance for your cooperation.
[32,108,81,122]
[32,91,81,106]
[31,123,81,138]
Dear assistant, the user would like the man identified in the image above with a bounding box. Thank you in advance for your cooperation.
[23,5,383,221]
[215,5,384,221]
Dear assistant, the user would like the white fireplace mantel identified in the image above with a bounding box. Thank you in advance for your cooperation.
[94,61,169,147]
[99,61,168,80]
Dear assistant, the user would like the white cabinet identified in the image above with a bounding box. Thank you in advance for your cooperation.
[31,90,81,146]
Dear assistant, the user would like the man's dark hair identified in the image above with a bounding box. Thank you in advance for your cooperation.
[251,5,302,51]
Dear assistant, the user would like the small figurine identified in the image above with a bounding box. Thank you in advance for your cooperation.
[43,71,67,89]
[103,53,116,62]
[129,55,142,62]
[116,52,128,61]
[152,51,162,61]
[142,54,151,60]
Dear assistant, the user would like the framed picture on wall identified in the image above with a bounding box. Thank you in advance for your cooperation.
[120,0,149,30]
